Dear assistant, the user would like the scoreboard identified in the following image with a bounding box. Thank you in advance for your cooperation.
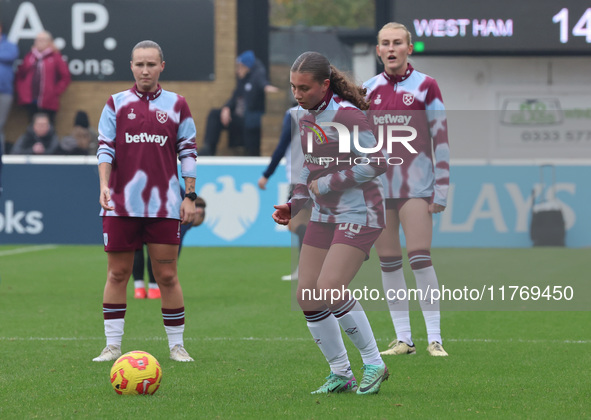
[391,0,591,55]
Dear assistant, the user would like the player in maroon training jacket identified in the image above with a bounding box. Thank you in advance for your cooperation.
[93,40,198,363]
[273,51,389,395]
[364,22,450,357]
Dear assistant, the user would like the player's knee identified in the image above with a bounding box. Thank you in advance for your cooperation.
[155,272,177,288]
[296,287,308,305]
[316,276,342,296]
[375,240,402,257]
[297,286,320,310]
[108,267,132,284]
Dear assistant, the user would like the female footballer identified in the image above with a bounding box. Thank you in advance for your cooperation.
[94,40,197,363]
[273,51,389,395]
[364,22,451,357]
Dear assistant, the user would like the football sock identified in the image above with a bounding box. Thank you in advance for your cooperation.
[148,282,159,290]
[331,298,382,366]
[134,280,145,289]
[409,250,442,344]
[380,256,413,345]
[103,303,126,347]
[304,309,352,378]
[162,307,185,350]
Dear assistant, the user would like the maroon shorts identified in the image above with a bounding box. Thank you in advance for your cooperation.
[385,197,431,212]
[102,217,180,252]
[302,221,382,259]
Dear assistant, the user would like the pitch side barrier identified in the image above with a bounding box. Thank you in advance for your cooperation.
[1,156,590,247]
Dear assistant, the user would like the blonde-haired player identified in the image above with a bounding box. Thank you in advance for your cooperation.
[364,23,451,356]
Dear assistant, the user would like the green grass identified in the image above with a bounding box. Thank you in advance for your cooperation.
[0,245,589,419]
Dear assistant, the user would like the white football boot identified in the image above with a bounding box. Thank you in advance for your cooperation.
[170,344,194,362]
[92,344,122,362]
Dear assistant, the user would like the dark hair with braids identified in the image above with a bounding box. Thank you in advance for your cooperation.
[290,51,369,110]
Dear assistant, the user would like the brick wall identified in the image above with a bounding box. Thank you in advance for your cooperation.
[4,0,255,156]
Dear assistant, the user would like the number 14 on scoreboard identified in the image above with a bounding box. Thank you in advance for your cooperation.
[552,8,591,43]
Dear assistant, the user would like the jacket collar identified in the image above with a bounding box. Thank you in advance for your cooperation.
[383,63,414,84]
[310,88,333,113]
[133,84,162,101]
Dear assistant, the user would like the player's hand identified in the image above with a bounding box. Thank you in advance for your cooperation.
[180,198,197,225]
[99,187,114,211]
[272,204,291,225]
[258,176,268,190]
[429,203,446,214]
[309,179,320,196]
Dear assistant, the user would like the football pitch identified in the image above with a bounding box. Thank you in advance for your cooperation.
[0,245,589,419]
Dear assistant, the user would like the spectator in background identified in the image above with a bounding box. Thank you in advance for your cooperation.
[10,112,59,155]
[0,140,3,197]
[200,50,277,156]
[0,22,19,153]
[0,144,2,197]
[58,110,99,155]
[15,30,71,124]
[0,21,18,198]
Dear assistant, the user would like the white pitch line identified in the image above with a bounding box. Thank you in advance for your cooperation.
[0,336,589,344]
[444,338,591,344]
[0,245,57,257]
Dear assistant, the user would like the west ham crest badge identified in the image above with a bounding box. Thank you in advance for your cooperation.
[156,110,168,124]
[403,93,414,106]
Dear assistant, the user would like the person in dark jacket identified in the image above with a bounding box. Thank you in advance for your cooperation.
[15,31,71,124]
[58,110,99,155]
[0,22,19,197]
[0,23,19,151]
[10,112,60,155]
[200,50,276,156]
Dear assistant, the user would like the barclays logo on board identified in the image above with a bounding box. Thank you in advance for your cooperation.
[0,201,44,234]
